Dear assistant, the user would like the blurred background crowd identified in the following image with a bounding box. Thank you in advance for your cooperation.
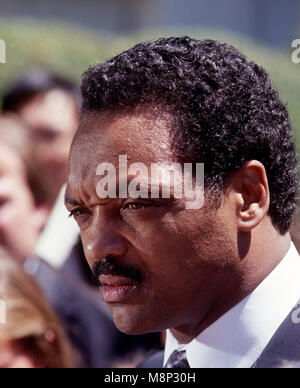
[0,0,300,368]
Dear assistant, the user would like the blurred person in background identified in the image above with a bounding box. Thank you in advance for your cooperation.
[2,68,80,209]
[0,115,48,262]
[0,248,74,368]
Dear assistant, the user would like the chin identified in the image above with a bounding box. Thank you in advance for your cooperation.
[115,323,146,336]
[111,306,160,335]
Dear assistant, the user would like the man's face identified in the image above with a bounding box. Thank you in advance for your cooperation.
[66,109,238,335]
[18,89,79,205]
[0,145,40,262]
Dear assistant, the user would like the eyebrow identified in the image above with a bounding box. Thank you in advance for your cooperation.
[64,181,177,207]
[64,195,81,207]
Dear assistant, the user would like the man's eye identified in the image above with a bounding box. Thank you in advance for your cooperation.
[122,202,148,211]
[128,203,143,210]
[69,209,87,219]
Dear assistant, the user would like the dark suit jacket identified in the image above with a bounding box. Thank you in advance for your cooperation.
[139,299,300,368]
[139,351,165,368]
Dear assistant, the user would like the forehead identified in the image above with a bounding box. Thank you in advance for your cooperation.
[0,145,25,179]
[68,109,176,193]
[75,108,173,157]
[19,90,78,132]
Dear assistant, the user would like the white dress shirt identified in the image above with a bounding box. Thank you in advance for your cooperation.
[164,242,300,368]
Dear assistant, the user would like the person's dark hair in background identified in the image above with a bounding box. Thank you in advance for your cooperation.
[2,68,80,210]
[2,68,79,112]
[81,37,297,235]
[0,115,48,262]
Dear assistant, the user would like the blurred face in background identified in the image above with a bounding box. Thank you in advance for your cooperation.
[0,144,42,262]
[17,89,79,206]
[0,249,74,368]
[0,341,36,368]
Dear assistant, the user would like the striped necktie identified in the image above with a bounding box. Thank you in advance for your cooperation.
[165,350,190,368]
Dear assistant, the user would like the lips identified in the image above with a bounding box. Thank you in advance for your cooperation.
[99,274,135,287]
[99,275,139,303]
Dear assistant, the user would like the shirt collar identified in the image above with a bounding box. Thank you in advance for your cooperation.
[164,242,300,368]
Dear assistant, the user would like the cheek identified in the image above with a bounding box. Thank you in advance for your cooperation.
[132,219,198,283]
[0,204,19,231]
[0,199,35,235]
[135,211,229,283]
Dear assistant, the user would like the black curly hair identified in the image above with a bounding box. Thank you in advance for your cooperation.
[81,36,298,235]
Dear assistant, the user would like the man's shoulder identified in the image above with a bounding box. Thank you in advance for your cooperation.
[138,351,164,368]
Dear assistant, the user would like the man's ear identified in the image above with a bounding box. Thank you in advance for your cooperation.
[227,160,270,232]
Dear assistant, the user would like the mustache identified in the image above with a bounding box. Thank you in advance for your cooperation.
[92,256,144,287]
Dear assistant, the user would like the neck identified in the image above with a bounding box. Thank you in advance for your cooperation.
[171,228,291,344]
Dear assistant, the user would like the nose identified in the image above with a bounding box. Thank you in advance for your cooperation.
[82,216,127,269]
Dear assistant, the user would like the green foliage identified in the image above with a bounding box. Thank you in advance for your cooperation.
[0,18,114,87]
[0,19,299,151]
